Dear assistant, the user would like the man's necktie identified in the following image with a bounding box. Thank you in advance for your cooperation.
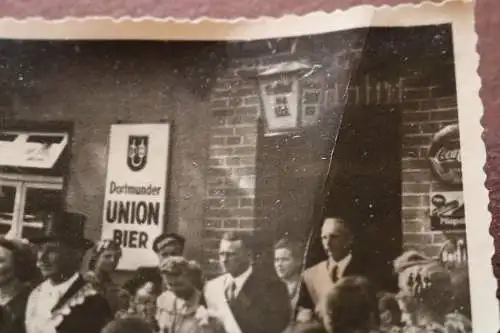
[225,280,236,302]
[330,265,338,283]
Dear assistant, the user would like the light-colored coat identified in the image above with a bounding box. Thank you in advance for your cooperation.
[156,290,223,333]
[203,274,242,333]
[302,261,337,307]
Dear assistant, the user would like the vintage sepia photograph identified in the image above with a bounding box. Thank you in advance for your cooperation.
[0,1,496,333]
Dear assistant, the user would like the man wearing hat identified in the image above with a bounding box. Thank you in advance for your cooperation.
[123,232,188,295]
[24,211,113,333]
[152,233,186,260]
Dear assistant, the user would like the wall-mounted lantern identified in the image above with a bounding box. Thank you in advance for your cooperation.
[255,60,324,137]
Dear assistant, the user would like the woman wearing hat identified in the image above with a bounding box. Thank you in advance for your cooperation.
[156,256,223,333]
[392,251,472,333]
[0,232,41,333]
[84,239,126,315]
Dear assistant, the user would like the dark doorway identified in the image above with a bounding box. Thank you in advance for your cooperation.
[254,118,336,268]
[254,104,402,292]
[323,104,402,291]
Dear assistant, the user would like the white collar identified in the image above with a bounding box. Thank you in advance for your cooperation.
[328,253,352,278]
[42,273,80,296]
[226,266,252,296]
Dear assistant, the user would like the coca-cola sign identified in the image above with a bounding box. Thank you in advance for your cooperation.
[428,124,462,186]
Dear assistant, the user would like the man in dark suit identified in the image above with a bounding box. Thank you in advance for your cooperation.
[24,211,112,333]
[204,231,291,333]
[295,216,380,324]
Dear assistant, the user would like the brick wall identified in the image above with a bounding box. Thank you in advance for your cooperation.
[202,43,463,266]
[327,67,463,258]
[0,37,461,274]
[203,50,350,269]
[321,71,462,259]
[326,66,463,258]
[399,76,463,257]
[204,61,261,272]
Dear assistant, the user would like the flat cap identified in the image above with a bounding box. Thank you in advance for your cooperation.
[152,233,185,253]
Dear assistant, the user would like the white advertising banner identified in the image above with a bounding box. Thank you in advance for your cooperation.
[101,123,171,270]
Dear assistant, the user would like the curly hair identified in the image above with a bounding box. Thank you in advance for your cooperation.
[158,256,205,290]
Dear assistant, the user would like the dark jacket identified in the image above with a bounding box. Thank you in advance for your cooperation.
[122,266,163,296]
[1,285,32,333]
[204,269,291,333]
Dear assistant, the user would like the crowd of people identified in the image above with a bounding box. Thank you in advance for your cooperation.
[0,210,473,333]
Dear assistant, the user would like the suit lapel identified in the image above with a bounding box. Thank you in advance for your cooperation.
[343,258,354,277]
[205,277,243,333]
[231,271,257,311]
[343,254,362,277]
[343,255,373,282]
[51,275,85,312]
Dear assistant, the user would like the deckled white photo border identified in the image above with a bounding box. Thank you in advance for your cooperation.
[0,0,495,331]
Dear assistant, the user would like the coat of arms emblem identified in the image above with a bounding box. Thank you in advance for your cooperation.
[127,135,149,172]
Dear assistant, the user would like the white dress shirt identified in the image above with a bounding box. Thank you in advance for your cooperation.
[25,273,80,333]
[225,266,252,298]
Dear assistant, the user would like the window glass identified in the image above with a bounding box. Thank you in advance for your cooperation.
[21,187,63,239]
[0,185,15,235]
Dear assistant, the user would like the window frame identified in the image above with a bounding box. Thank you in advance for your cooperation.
[0,172,63,237]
